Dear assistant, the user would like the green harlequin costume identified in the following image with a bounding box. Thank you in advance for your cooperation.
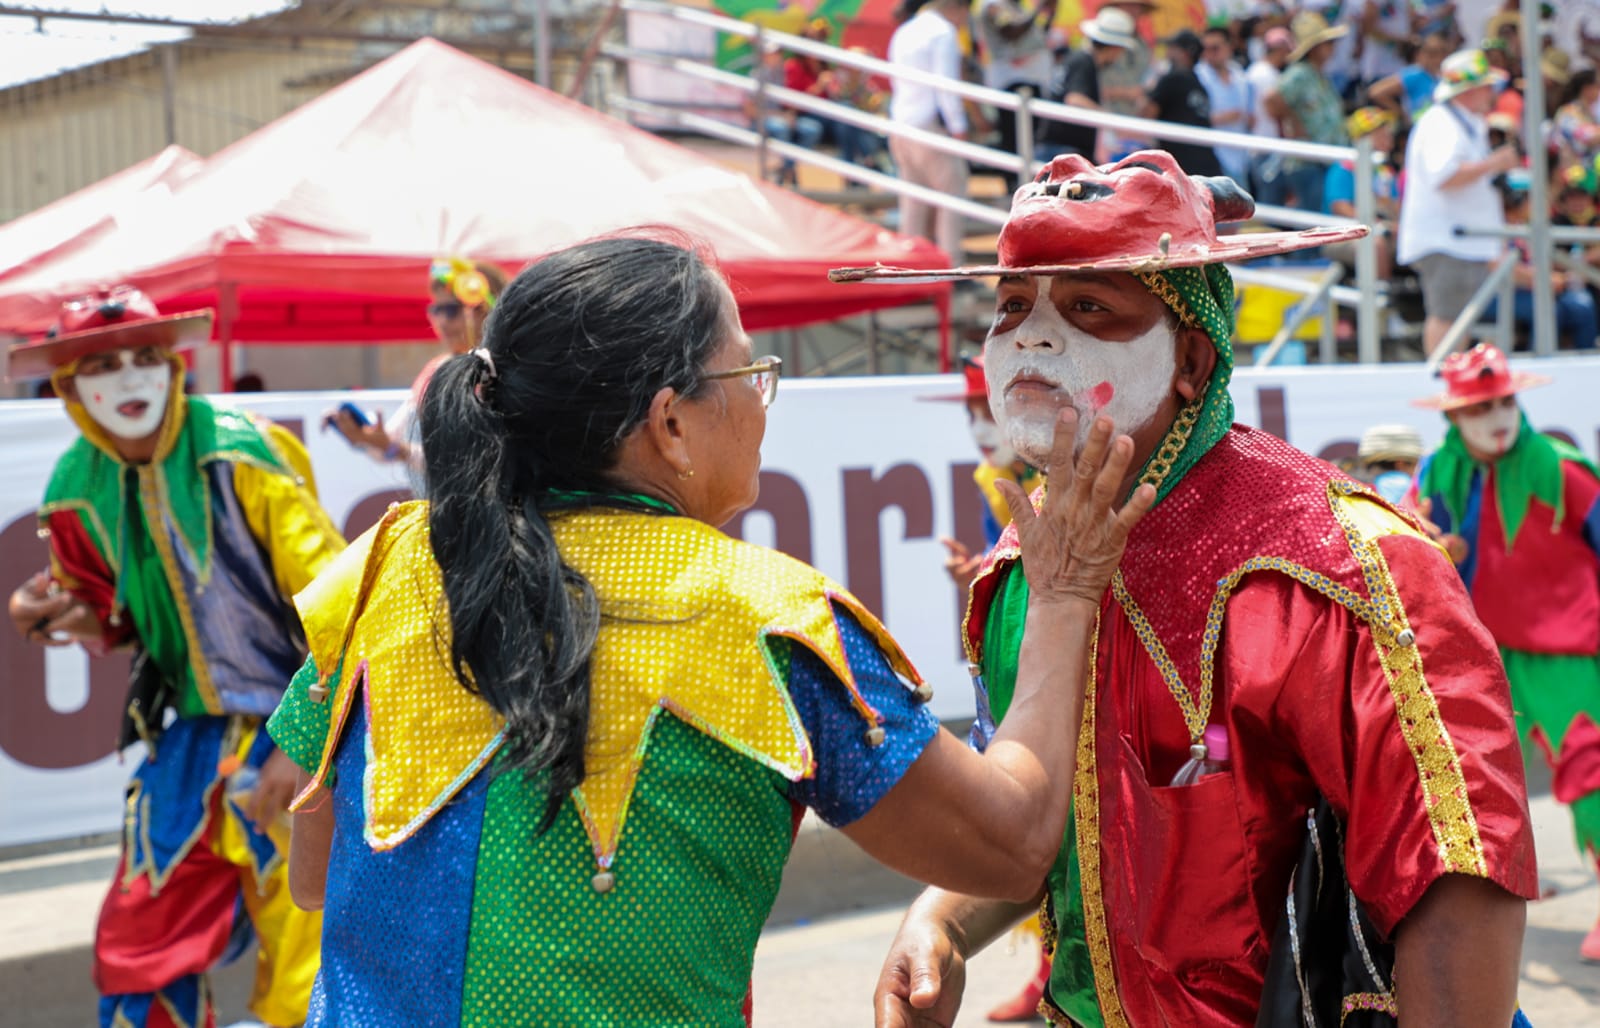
[267,499,940,1026]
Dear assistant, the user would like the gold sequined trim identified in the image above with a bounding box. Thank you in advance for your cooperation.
[1071,613,1129,1028]
[1134,271,1202,328]
[1326,484,1488,876]
[1111,571,1207,742]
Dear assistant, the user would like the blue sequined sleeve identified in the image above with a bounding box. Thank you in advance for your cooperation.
[782,604,941,827]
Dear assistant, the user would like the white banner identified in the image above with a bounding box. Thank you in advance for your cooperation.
[4,357,1600,847]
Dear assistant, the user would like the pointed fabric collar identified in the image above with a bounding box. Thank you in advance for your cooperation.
[294,502,919,869]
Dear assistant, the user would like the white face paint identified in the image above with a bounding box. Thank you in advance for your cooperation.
[1455,401,1520,458]
[984,277,1178,466]
[75,351,173,441]
[969,415,1019,469]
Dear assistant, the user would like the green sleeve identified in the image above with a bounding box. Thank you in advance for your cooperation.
[980,565,1030,726]
[267,655,342,775]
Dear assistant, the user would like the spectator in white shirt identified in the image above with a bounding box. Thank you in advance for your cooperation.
[1196,25,1253,185]
[888,0,972,265]
[1245,26,1294,206]
[1397,49,1521,355]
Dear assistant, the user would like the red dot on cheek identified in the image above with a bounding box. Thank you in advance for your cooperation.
[1087,381,1115,410]
[93,394,102,404]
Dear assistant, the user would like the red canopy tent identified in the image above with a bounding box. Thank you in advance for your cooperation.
[0,146,201,285]
[0,39,949,383]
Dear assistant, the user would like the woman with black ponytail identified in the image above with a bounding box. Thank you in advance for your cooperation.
[267,231,1154,1025]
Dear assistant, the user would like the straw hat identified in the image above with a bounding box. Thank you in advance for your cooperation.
[829,150,1367,283]
[1357,424,1424,465]
[1541,47,1572,86]
[1080,7,1140,51]
[1287,11,1348,64]
[1411,344,1550,412]
[7,285,212,381]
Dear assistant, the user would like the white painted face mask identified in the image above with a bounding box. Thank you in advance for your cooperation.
[984,278,1178,466]
[1456,402,1520,459]
[75,351,173,441]
[969,415,1019,469]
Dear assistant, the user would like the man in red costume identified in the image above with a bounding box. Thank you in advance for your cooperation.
[1410,344,1600,962]
[834,152,1538,1026]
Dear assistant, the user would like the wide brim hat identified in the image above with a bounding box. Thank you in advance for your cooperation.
[1434,48,1509,103]
[1411,343,1551,411]
[829,150,1368,284]
[1287,12,1348,64]
[1080,8,1140,51]
[6,286,213,381]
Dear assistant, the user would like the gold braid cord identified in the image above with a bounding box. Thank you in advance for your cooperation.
[1137,386,1206,494]
[1134,271,1202,328]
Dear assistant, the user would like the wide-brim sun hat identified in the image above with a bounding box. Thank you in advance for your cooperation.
[1434,48,1509,103]
[6,285,213,381]
[829,150,1368,284]
[1411,343,1551,411]
[1357,424,1424,464]
[1287,11,1348,64]
[1080,7,1140,51]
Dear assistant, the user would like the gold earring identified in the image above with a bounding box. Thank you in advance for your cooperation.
[677,467,695,480]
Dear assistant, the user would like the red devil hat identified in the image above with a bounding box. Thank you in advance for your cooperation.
[6,285,213,381]
[1411,343,1551,412]
[830,151,1368,283]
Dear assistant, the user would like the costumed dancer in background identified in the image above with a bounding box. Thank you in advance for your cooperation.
[268,233,1155,1025]
[328,255,508,469]
[933,354,1044,592]
[1409,343,1600,962]
[5,287,346,1028]
[927,355,1048,1022]
[836,152,1537,1027]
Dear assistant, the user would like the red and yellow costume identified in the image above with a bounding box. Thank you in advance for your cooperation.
[9,291,343,1028]
[842,152,1539,1025]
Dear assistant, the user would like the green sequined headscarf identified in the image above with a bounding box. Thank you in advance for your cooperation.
[1132,264,1237,503]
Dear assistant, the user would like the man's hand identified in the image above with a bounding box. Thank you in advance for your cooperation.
[329,407,392,454]
[874,913,968,1027]
[1414,498,1470,565]
[250,748,301,830]
[9,572,100,646]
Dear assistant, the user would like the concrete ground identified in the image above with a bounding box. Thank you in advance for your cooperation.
[3,793,1595,1026]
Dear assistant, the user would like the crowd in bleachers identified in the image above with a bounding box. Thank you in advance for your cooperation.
[751,1,1600,352]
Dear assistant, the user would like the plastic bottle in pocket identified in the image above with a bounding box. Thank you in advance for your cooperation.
[1169,723,1232,787]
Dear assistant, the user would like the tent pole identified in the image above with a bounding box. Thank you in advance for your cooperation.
[218,282,237,393]
[936,291,951,372]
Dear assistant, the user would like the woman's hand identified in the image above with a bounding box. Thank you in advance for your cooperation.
[994,410,1154,606]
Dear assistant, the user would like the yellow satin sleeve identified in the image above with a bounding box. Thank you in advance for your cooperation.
[234,423,347,601]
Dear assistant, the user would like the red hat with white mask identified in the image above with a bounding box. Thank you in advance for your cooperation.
[921,355,989,402]
[829,151,1367,284]
[5,285,212,381]
[1411,344,1551,412]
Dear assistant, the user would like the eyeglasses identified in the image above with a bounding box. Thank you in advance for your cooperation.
[428,301,464,320]
[702,355,783,408]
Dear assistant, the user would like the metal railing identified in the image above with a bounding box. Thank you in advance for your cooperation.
[1430,223,1600,368]
[612,0,1384,358]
